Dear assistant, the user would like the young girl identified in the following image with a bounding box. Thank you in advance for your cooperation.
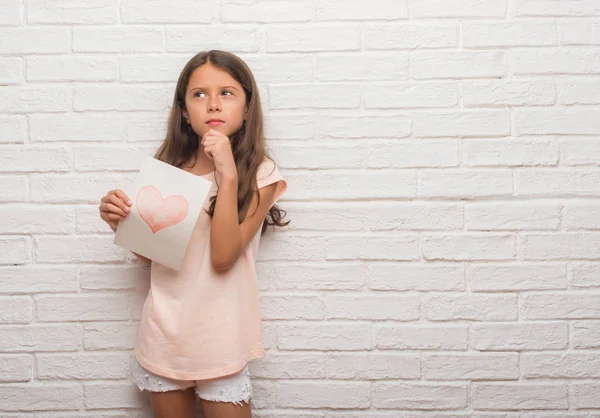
[98,50,288,418]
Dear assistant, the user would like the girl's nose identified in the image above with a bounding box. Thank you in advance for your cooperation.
[208,99,221,111]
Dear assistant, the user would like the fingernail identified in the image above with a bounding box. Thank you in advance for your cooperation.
[125,207,129,212]
[127,200,132,205]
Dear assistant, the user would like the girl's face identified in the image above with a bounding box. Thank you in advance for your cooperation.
[182,63,248,139]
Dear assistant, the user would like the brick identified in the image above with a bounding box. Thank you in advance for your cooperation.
[572,382,600,408]
[0,383,84,411]
[284,201,462,231]
[35,236,129,263]
[523,352,600,378]
[73,27,164,52]
[0,176,27,202]
[0,28,70,54]
[167,27,258,53]
[413,51,505,79]
[317,114,411,138]
[373,382,468,409]
[556,78,600,105]
[422,293,517,321]
[570,263,600,288]
[37,352,131,380]
[266,25,360,52]
[511,48,600,75]
[0,204,74,234]
[265,112,314,139]
[415,110,510,137]
[565,202,600,229]
[522,233,600,260]
[363,23,457,50]
[0,296,32,324]
[276,381,370,409]
[0,236,30,265]
[260,295,324,320]
[0,324,81,352]
[324,294,419,320]
[258,234,324,261]
[121,0,217,23]
[0,115,26,144]
[560,20,600,45]
[376,324,468,350]
[249,353,326,379]
[369,263,465,291]
[270,83,360,109]
[469,263,566,291]
[423,234,516,261]
[0,86,71,113]
[0,355,32,382]
[257,262,366,291]
[0,146,70,172]
[516,0,600,17]
[277,322,372,350]
[272,143,363,169]
[466,201,561,230]
[243,54,314,83]
[516,108,600,135]
[318,54,409,81]
[473,383,568,410]
[0,0,22,25]
[562,139,600,165]
[463,139,559,166]
[471,322,568,351]
[74,85,168,112]
[315,170,417,199]
[423,353,519,380]
[0,266,79,293]
[29,113,128,142]
[317,0,406,20]
[461,80,556,106]
[27,56,118,82]
[222,0,312,22]
[410,0,507,17]
[516,169,600,197]
[463,21,557,47]
[73,144,156,171]
[325,235,420,261]
[326,353,420,380]
[30,173,136,203]
[84,382,145,409]
[28,0,117,23]
[522,292,600,319]
[83,322,138,350]
[0,57,22,84]
[364,82,458,108]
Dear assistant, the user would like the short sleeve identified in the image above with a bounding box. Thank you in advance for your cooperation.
[256,158,287,208]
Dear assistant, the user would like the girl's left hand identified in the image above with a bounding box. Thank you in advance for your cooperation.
[201,128,238,182]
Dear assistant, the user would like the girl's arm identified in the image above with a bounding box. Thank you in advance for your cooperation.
[210,177,278,272]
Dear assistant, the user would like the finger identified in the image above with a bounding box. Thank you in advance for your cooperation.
[106,213,124,221]
[114,189,132,206]
[107,195,130,213]
[99,202,126,217]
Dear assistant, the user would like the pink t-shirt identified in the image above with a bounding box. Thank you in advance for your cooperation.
[135,159,287,380]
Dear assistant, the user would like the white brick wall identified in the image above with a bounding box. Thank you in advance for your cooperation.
[1,0,600,415]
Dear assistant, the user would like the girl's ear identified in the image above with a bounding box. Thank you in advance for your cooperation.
[181,106,189,119]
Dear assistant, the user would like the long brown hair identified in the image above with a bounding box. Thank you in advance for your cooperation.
[154,50,288,234]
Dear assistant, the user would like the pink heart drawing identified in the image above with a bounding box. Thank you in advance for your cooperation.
[136,186,188,234]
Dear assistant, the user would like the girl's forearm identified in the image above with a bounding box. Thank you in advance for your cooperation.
[210,176,242,270]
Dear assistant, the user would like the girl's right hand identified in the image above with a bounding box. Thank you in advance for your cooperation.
[99,189,132,232]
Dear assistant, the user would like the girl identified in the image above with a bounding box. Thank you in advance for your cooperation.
[98,50,288,418]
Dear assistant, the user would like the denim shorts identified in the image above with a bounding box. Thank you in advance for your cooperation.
[131,360,253,406]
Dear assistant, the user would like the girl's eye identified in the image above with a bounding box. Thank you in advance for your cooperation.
[194,92,205,98]
[222,90,232,96]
